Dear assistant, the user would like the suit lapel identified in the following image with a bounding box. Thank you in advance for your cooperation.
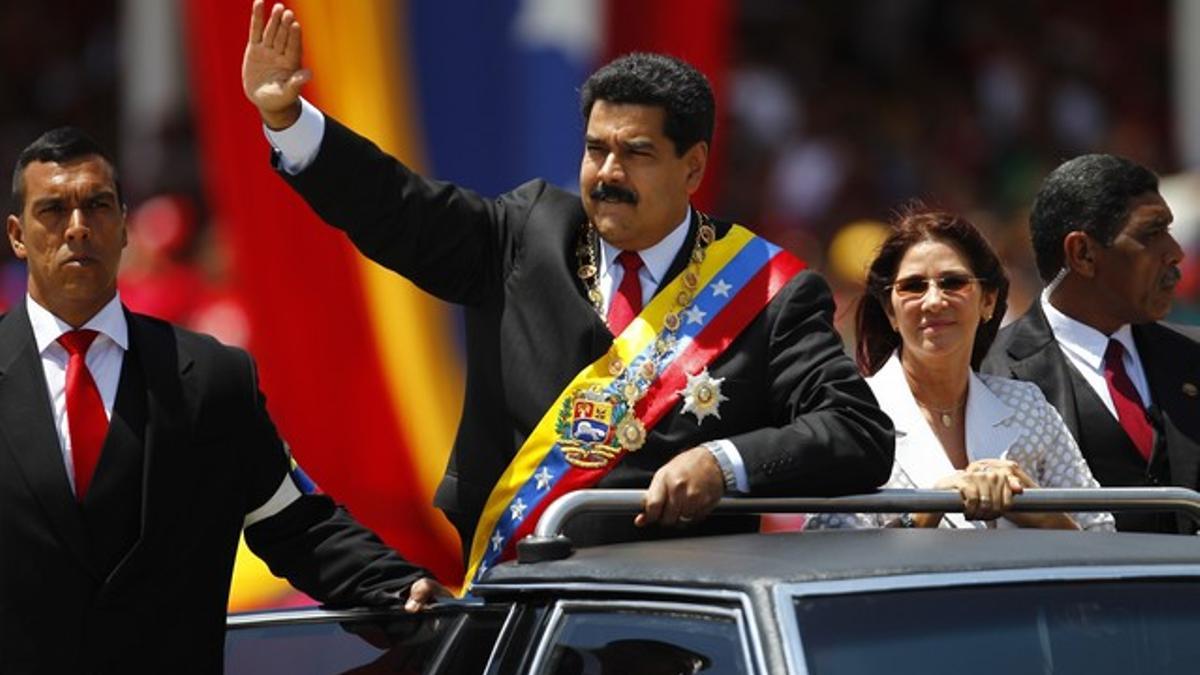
[1004,305,1083,441]
[867,355,970,527]
[0,304,98,577]
[101,311,193,590]
[1136,323,1200,492]
[657,211,702,297]
[963,372,1021,462]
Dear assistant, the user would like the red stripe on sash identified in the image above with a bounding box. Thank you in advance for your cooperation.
[500,250,806,557]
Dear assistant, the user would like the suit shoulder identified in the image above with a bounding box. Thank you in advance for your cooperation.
[506,180,582,221]
[1150,321,1200,347]
[129,312,253,369]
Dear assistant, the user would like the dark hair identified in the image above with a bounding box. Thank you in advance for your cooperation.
[580,52,715,157]
[856,208,1010,376]
[1029,154,1159,282]
[10,127,123,216]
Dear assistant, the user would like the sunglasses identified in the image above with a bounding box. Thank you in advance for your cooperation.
[887,273,982,297]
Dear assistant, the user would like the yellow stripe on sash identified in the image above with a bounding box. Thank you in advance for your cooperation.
[462,225,757,589]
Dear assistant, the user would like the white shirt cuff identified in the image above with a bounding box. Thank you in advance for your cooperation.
[264,97,325,175]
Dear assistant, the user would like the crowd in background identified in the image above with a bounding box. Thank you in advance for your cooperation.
[720,0,1189,336]
[1,0,1192,342]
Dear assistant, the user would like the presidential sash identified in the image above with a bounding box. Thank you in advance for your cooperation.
[463,225,805,588]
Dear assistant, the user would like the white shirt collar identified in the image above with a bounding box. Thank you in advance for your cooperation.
[598,206,693,286]
[27,292,129,355]
[1040,290,1137,371]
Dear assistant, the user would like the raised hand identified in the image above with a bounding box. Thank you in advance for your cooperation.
[242,0,310,129]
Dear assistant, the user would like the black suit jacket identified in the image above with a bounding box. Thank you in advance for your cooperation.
[0,303,427,674]
[981,303,1200,533]
[280,117,894,556]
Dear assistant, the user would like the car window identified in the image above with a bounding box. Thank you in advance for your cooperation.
[792,580,1200,675]
[537,602,751,675]
[225,605,509,674]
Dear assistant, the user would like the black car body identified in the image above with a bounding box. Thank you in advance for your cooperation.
[226,488,1200,674]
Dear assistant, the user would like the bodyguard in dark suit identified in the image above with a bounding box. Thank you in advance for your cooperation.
[241,0,893,568]
[2,128,445,673]
[982,154,1200,533]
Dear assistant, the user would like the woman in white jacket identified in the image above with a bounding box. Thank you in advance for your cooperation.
[811,209,1112,531]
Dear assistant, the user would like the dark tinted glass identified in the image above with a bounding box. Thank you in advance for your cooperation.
[890,273,977,296]
[543,607,749,675]
[793,580,1200,675]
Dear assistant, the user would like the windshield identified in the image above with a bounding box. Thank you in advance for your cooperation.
[792,580,1200,675]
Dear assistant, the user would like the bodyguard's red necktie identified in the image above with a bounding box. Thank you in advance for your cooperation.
[1103,339,1154,462]
[607,251,644,335]
[58,329,108,501]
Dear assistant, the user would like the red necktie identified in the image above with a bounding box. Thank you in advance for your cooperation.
[58,329,109,501]
[607,251,643,335]
[1103,339,1154,462]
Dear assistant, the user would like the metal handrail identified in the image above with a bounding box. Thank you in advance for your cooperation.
[530,487,1200,539]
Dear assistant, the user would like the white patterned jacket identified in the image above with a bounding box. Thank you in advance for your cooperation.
[809,353,1114,531]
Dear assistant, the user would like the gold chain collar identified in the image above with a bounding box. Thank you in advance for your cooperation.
[575,212,717,324]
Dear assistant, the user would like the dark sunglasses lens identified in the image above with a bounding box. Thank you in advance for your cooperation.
[894,278,929,295]
[938,275,972,292]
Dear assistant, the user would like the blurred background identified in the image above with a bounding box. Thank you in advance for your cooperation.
[4,0,1200,609]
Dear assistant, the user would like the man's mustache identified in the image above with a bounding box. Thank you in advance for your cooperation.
[590,183,637,205]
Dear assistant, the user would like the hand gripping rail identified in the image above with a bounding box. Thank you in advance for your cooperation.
[516,487,1200,563]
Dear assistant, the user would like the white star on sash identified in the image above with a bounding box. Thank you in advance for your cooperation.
[683,306,707,325]
[534,466,554,490]
[711,279,733,297]
[510,498,528,522]
[491,531,504,552]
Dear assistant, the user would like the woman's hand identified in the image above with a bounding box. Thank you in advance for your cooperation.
[924,459,1077,529]
[931,459,1025,521]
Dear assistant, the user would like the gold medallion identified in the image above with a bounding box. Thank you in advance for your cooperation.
[640,360,657,380]
[615,416,647,452]
[699,224,715,244]
[608,357,625,377]
[664,312,681,331]
[623,380,642,402]
[656,335,677,355]
[683,271,698,290]
[676,290,692,307]
[577,264,597,279]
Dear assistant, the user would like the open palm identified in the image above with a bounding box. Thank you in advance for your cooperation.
[242,0,309,124]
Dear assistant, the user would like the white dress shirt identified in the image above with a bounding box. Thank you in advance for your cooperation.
[1041,291,1152,418]
[27,293,128,496]
[265,102,749,493]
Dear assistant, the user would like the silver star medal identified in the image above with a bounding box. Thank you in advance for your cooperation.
[678,368,728,424]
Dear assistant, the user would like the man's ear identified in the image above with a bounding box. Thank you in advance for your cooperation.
[6,215,27,261]
[1062,231,1096,278]
[683,141,708,195]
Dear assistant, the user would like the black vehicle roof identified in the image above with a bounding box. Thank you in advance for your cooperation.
[478,529,1200,593]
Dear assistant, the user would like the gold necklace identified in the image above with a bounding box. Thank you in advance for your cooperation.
[915,397,965,429]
